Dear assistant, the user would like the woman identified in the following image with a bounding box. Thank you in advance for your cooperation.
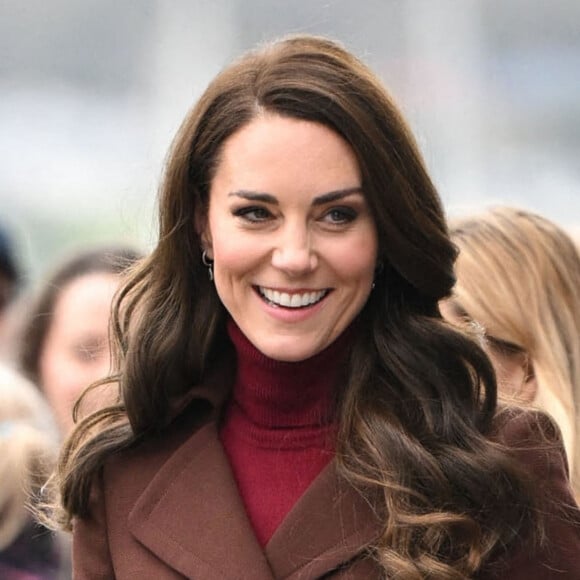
[46,36,579,578]
[443,207,580,498]
[19,246,142,434]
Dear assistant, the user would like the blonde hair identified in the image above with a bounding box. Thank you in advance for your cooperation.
[450,207,580,494]
[0,364,58,549]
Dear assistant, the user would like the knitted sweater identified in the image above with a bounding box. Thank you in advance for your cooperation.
[219,321,350,546]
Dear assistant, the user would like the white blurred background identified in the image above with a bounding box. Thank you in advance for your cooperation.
[1,0,579,281]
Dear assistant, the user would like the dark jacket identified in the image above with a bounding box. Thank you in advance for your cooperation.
[72,378,580,579]
[0,520,62,580]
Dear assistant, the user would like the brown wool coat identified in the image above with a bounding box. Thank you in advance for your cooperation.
[72,378,580,579]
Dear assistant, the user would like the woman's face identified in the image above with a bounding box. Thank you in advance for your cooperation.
[202,114,378,362]
[439,299,536,401]
[38,271,118,433]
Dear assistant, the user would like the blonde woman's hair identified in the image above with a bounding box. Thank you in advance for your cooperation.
[0,364,58,549]
[450,207,580,494]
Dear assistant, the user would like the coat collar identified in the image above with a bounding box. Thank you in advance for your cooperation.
[128,419,380,579]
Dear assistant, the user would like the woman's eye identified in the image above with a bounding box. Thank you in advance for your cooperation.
[73,340,107,363]
[323,207,357,225]
[233,206,272,223]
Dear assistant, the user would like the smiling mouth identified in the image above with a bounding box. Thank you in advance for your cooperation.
[256,286,330,309]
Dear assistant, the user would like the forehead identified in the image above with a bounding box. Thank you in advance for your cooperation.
[51,272,118,327]
[210,114,361,199]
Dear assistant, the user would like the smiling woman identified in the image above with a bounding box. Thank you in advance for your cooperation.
[201,114,377,362]
[41,36,580,579]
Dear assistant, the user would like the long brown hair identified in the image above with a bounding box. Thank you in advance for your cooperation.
[50,36,542,578]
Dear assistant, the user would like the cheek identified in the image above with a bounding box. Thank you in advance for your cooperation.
[39,340,103,399]
[339,254,375,280]
[212,234,265,283]
[328,238,377,284]
[214,243,252,268]
[39,334,65,387]
[39,344,80,403]
[488,349,529,399]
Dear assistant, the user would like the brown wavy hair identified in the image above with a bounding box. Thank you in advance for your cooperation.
[47,36,542,578]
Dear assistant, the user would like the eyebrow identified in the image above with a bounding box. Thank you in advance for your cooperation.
[228,186,364,206]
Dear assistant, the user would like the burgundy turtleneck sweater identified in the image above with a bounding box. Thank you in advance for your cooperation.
[219,320,350,547]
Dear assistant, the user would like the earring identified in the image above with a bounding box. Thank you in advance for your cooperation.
[201,250,214,281]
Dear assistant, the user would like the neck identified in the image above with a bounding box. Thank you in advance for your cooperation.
[226,320,352,430]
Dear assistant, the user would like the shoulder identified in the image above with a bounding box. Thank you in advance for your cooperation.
[104,360,233,488]
[72,398,220,574]
[494,406,563,445]
[482,407,580,579]
[105,396,216,490]
[73,391,232,576]
[86,360,233,515]
[493,406,572,485]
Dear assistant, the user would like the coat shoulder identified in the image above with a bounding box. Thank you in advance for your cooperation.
[105,396,215,492]
[483,407,580,579]
[494,406,564,447]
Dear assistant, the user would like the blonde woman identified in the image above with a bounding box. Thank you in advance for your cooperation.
[444,207,580,497]
[0,363,62,579]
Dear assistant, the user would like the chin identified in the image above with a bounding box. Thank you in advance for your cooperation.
[256,338,323,363]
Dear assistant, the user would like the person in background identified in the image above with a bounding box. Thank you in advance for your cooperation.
[442,206,580,498]
[44,36,580,579]
[18,245,143,434]
[0,363,62,579]
[0,224,21,358]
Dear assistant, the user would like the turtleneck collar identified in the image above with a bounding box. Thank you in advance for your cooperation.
[226,319,352,430]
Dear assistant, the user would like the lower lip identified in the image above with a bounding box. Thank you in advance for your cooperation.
[254,288,330,322]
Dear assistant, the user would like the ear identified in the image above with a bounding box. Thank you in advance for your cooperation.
[195,206,213,259]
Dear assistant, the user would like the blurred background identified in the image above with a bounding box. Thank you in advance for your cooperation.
[1,0,579,282]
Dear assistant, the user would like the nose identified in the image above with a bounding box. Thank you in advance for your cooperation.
[271,222,318,275]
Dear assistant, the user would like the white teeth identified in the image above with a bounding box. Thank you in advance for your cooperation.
[259,287,328,308]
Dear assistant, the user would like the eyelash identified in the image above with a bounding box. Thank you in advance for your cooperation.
[322,207,358,225]
[232,206,272,222]
[232,205,358,225]
[73,343,106,362]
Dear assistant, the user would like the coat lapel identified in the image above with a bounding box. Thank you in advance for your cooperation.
[266,461,381,579]
[128,421,274,580]
[128,410,380,579]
